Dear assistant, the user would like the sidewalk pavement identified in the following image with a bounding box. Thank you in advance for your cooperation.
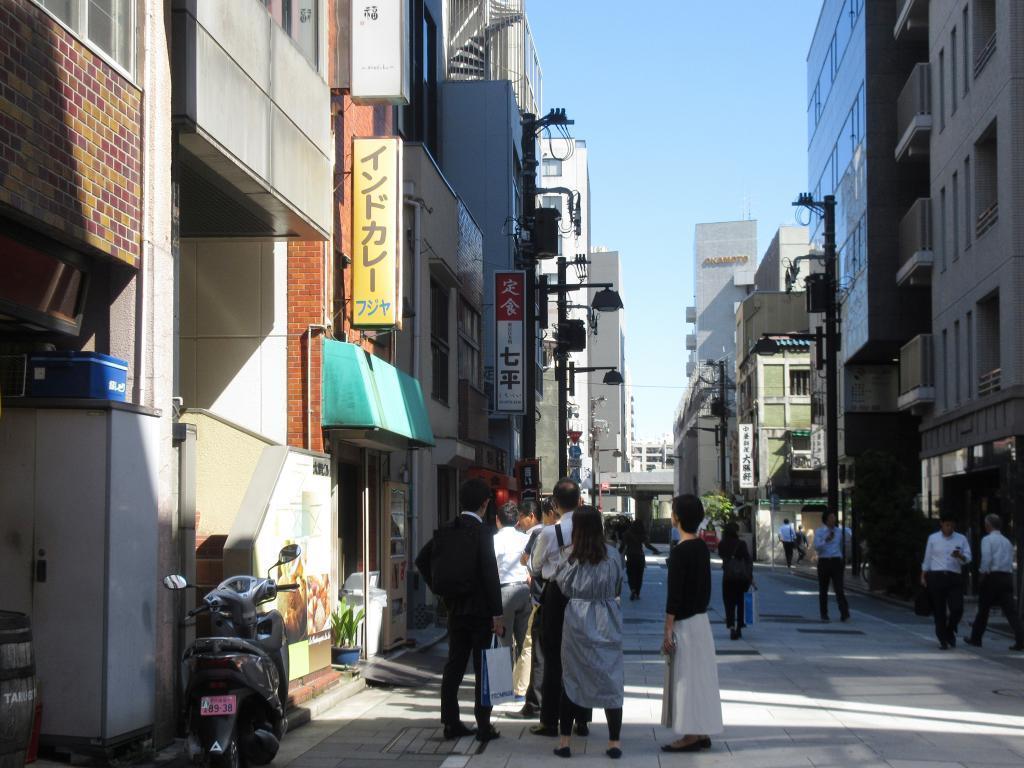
[112,557,1024,768]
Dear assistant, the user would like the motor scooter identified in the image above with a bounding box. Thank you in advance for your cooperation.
[164,544,302,767]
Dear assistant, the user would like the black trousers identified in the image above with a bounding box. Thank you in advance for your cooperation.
[539,583,591,729]
[625,556,645,595]
[722,580,747,628]
[968,572,1023,645]
[525,600,544,710]
[817,557,849,619]
[782,541,795,567]
[559,692,621,740]
[441,614,493,729]
[926,571,964,643]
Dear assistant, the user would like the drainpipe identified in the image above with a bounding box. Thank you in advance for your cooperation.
[306,323,329,451]
[404,192,426,557]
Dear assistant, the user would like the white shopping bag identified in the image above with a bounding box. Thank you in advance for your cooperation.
[480,634,515,707]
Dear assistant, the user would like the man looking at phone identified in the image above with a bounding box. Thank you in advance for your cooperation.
[814,512,851,622]
[921,510,972,650]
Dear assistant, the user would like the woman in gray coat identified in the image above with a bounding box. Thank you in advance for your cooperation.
[553,505,625,759]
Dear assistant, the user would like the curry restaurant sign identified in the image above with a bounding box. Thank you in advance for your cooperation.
[702,255,749,266]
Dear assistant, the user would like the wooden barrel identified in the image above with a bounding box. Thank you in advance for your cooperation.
[0,611,36,768]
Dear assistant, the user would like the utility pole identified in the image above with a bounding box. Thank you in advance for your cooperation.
[822,195,843,562]
[718,359,728,495]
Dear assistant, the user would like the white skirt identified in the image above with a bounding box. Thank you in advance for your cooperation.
[662,613,723,736]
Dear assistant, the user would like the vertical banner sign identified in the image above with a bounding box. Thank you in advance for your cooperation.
[739,423,756,488]
[351,0,411,105]
[495,271,526,414]
[352,137,402,329]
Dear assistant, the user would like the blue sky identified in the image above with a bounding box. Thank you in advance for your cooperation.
[528,0,822,440]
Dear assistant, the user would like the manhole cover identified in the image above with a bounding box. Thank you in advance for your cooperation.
[994,689,1024,698]
[384,727,481,756]
[797,628,865,635]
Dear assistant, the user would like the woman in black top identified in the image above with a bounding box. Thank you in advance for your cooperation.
[620,520,659,600]
[660,495,722,753]
[718,522,753,640]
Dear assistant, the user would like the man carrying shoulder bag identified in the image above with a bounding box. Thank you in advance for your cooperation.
[415,478,504,741]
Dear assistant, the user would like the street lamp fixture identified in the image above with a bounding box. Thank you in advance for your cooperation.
[591,287,624,313]
[568,363,624,396]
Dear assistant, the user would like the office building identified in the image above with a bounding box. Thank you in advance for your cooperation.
[633,436,674,472]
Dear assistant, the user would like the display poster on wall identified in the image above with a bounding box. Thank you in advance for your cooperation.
[352,137,403,329]
[351,0,410,104]
[495,271,526,414]
[739,424,756,488]
[253,451,333,680]
[844,365,898,413]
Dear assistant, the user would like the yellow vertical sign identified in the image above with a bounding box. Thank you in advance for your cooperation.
[352,137,402,329]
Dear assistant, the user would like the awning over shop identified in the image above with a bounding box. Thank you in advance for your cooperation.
[321,340,435,450]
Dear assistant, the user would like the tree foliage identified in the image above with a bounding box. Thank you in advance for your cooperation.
[853,450,931,596]
[700,492,736,528]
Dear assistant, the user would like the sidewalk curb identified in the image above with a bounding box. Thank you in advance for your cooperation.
[287,674,367,730]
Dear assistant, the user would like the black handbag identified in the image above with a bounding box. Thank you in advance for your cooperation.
[914,586,933,617]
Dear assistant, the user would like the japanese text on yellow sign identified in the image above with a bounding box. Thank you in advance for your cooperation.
[352,137,402,328]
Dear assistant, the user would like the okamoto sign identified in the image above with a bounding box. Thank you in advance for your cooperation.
[494,271,526,414]
[702,255,749,266]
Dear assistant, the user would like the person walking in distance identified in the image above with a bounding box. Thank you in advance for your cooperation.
[620,519,659,600]
[661,495,723,752]
[414,478,504,741]
[494,502,531,675]
[796,525,808,564]
[964,514,1024,650]
[552,506,626,759]
[532,479,591,738]
[814,512,851,623]
[921,510,971,649]
[778,518,797,568]
[717,523,752,640]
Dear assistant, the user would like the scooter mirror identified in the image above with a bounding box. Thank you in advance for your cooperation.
[278,544,302,565]
[163,575,189,590]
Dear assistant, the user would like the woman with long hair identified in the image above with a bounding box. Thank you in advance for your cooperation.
[553,506,626,759]
[661,495,723,752]
[718,522,753,640]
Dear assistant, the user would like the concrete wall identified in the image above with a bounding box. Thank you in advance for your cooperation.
[178,240,289,442]
[755,226,811,292]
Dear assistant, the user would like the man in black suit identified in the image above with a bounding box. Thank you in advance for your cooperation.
[416,478,504,741]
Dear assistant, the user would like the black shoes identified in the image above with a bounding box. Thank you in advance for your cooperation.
[963,637,982,648]
[661,737,710,753]
[840,614,851,623]
[947,634,957,649]
[443,723,476,740]
[939,641,949,650]
[606,747,622,759]
[729,628,741,641]
[504,705,539,719]
[530,725,560,737]
[820,615,831,623]
[553,747,571,758]
[574,722,589,737]
[476,726,500,742]
[1010,643,1024,652]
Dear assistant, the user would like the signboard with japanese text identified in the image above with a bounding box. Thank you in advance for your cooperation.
[351,0,411,104]
[352,138,402,329]
[495,271,526,414]
[739,423,756,488]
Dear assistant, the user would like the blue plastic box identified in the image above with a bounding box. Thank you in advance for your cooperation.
[29,351,128,401]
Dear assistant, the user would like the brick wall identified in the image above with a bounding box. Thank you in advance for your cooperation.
[287,240,326,451]
[0,1,142,265]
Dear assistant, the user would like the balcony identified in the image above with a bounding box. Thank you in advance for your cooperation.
[978,368,1002,398]
[896,198,934,287]
[895,63,932,162]
[172,0,331,239]
[686,306,697,324]
[898,334,935,413]
[977,201,999,238]
[685,334,697,351]
[894,0,929,41]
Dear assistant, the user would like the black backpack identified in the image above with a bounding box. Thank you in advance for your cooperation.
[427,520,479,597]
[724,541,752,584]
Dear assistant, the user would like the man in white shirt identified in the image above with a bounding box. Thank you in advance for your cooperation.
[814,512,851,622]
[779,518,797,568]
[494,502,531,666]
[964,514,1024,651]
[920,511,972,650]
[509,500,545,714]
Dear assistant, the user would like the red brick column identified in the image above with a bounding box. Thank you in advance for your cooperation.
[287,241,326,452]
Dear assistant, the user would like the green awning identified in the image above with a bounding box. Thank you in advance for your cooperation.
[321,339,435,448]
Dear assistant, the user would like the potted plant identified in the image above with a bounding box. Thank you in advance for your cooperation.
[330,598,365,666]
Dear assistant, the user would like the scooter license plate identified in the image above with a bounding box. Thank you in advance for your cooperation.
[200,695,236,716]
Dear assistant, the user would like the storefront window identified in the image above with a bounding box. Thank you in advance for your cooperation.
[36,0,135,75]
[262,0,319,67]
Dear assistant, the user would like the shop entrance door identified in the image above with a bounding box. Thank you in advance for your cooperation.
[382,482,408,650]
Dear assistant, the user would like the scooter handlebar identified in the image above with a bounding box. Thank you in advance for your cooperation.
[276,583,300,591]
